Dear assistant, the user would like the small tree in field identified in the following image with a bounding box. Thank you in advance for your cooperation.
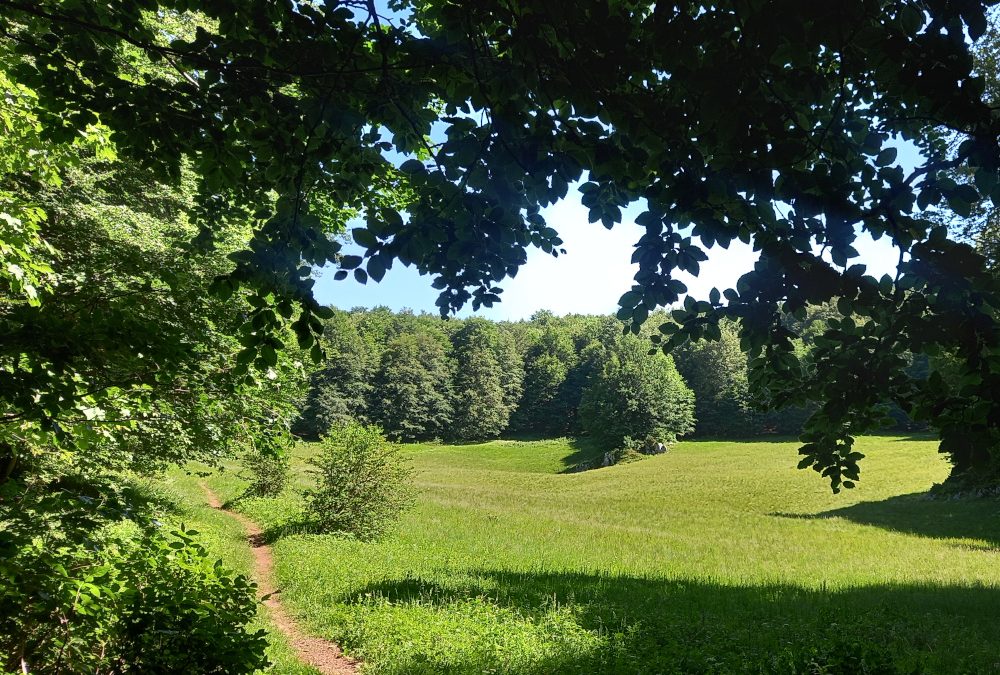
[305,423,414,540]
[580,334,695,451]
[244,449,290,497]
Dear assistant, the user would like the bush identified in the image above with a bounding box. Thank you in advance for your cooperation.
[0,476,268,674]
[305,423,414,540]
[112,526,267,674]
[244,449,290,497]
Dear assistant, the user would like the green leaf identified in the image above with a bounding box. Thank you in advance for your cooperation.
[367,255,387,282]
[619,290,642,308]
[399,159,425,174]
[947,192,973,218]
[261,345,277,367]
[340,255,362,270]
[352,228,378,249]
[874,147,897,167]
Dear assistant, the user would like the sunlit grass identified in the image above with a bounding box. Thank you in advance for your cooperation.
[155,474,319,674]
[170,436,1000,673]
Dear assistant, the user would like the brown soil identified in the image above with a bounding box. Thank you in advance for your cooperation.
[199,482,359,675]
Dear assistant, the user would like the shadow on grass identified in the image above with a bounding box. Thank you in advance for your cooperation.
[256,518,321,544]
[889,432,938,441]
[682,434,802,443]
[773,492,1000,549]
[337,569,1000,674]
[557,437,608,473]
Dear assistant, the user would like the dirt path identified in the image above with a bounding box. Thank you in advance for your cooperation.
[199,482,359,675]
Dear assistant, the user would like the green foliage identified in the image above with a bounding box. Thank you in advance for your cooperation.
[244,449,291,498]
[674,320,756,437]
[513,327,578,436]
[294,311,374,438]
[299,309,759,448]
[942,10,1000,274]
[0,52,304,674]
[450,319,523,440]
[0,472,267,674]
[305,423,414,540]
[110,527,268,674]
[451,346,507,440]
[7,0,1000,491]
[579,334,695,451]
[0,70,306,477]
[0,62,76,306]
[372,331,454,441]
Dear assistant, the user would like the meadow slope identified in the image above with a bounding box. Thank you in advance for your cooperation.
[168,436,1000,674]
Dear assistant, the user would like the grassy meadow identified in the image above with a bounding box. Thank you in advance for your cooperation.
[165,436,1000,673]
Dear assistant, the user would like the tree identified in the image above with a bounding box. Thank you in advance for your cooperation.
[450,346,507,441]
[493,324,526,420]
[674,321,755,437]
[513,326,577,436]
[579,333,695,451]
[305,422,414,540]
[295,310,374,438]
[0,108,304,482]
[449,318,523,440]
[371,332,454,441]
[944,10,1000,274]
[0,53,299,669]
[4,1,1000,491]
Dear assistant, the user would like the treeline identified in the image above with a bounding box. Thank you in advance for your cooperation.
[295,308,828,449]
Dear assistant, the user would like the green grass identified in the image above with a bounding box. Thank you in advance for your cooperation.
[172,436,1000,673]
[153,472,320,674]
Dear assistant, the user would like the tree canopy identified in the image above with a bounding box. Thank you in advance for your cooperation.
[3,1,1000,488]
[579,333,696,450]
[0,46,297,669]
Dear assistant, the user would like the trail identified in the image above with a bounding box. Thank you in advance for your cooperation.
[199,482,359,675]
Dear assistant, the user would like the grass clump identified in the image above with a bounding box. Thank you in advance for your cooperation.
[305,423,414,540]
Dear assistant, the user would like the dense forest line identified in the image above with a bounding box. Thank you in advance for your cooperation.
[294,306,917,449]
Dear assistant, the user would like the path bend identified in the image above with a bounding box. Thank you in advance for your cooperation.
[199,482,359,675]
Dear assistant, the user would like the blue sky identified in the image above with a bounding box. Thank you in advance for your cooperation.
[313,187,905,320]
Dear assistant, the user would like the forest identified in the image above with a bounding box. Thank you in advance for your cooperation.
[2,0,1000,673]
[295,305,927,449]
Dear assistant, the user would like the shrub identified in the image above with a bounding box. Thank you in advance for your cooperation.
[112,526,267,674]
[305,423,414,540]
[0,477,268,674]
[244,449,290,497]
